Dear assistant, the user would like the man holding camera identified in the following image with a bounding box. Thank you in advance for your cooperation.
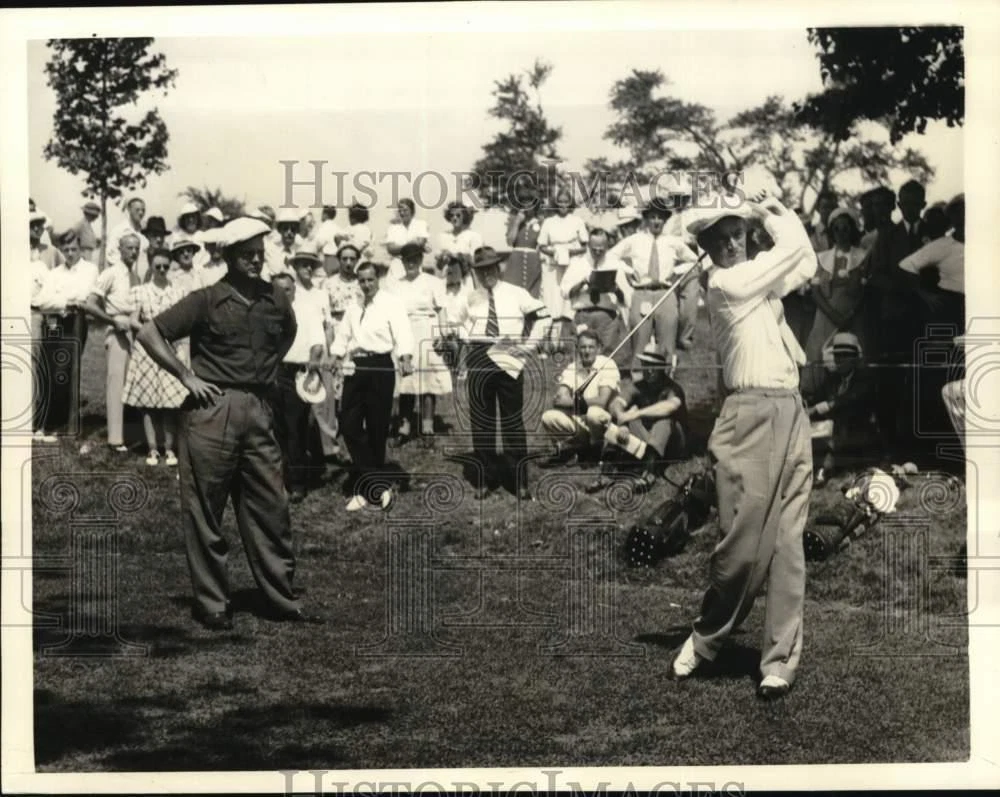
[671,189,817,700]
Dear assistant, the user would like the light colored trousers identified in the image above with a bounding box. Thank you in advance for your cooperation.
[541,405,611,444]
[692,388,812,685]
[178,387,300,617]
[628,280,699,371]
[105,329,131,446]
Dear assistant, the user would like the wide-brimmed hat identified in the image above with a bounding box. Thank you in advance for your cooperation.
[295,369,327,405]
[199,228,224,246]
[204,207,225,224]
[685,195,754,238]
[143,216,168,237]
[641,195,673,218]
[827,207,860,230]
[336,242,362,259]
[636,343,668,367]
[177,201,201,221]
[830,331,862,356]
[82,200,101,215]
[471,246,506,269]
[29,210,48,226]
[170,233,202,255]
[290,241,321,266]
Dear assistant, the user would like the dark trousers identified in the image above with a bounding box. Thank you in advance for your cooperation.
[271,364,314,492]
[177,387,299,617]
[34,312,87,435]
[340,353,395,503]
[466,347,528,491]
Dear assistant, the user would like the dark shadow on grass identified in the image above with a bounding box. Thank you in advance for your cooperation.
[34,688,185,766]
[635,630,760,681]
[101,701,392,770]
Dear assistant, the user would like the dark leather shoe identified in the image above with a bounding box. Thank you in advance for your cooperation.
[192,609,233,631]
[271,608,325,625]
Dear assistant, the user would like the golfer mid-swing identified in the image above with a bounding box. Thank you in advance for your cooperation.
[671,189,817,700]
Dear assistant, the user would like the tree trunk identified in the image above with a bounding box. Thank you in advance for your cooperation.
[100,196,108,271]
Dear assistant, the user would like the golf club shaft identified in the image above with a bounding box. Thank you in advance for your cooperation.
[576,253,708,395]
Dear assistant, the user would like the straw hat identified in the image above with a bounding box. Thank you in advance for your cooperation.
[295,369,327,405]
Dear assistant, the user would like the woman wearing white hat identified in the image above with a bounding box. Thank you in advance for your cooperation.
[801,207,868,396]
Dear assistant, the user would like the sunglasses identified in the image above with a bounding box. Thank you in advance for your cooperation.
[153,264,172,272]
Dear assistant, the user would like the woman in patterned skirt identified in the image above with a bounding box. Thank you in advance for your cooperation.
[123,248,189,465]
[390,243,453,447]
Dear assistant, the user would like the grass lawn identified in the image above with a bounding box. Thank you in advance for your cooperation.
[31,309,969,771]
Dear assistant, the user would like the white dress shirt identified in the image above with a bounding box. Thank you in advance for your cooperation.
[329,289,414,360]
[610,229,698,281]
[285,291,329,364]
[32,258,99,314]
[705,208,817,391]
[899,235,964,294]
[454,280,550,341]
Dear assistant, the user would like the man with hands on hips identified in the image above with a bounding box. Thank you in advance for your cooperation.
[136,217,323,631]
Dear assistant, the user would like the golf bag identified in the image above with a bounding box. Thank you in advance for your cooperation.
[625,468,716,567]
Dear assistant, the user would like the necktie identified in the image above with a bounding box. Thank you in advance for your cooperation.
[486,289,499,337]
[647,237,661,283]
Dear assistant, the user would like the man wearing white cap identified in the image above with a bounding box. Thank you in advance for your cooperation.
[135,217,321,630]
[105,196,149,275]
[669,189,817,701]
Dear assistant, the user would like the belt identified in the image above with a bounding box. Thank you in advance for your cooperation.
[727,387,801,398]
[351,350,393,359]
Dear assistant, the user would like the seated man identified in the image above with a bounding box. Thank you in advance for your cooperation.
[590,344,689,493]
[803,332,876,485]
[540,328,620,465]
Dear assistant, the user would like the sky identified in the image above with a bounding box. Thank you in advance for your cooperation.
[27,28,964,244]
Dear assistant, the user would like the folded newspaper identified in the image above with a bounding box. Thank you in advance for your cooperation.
[487,339,532,379]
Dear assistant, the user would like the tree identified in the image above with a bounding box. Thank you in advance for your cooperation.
[178,186,247,223]
[43,37,178,265]
[469,59,564,208]
[796,27,964,143]
[588,70,933,215]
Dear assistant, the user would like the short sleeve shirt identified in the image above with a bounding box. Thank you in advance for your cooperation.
[153,276,297,387]
[558,355,620,403]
